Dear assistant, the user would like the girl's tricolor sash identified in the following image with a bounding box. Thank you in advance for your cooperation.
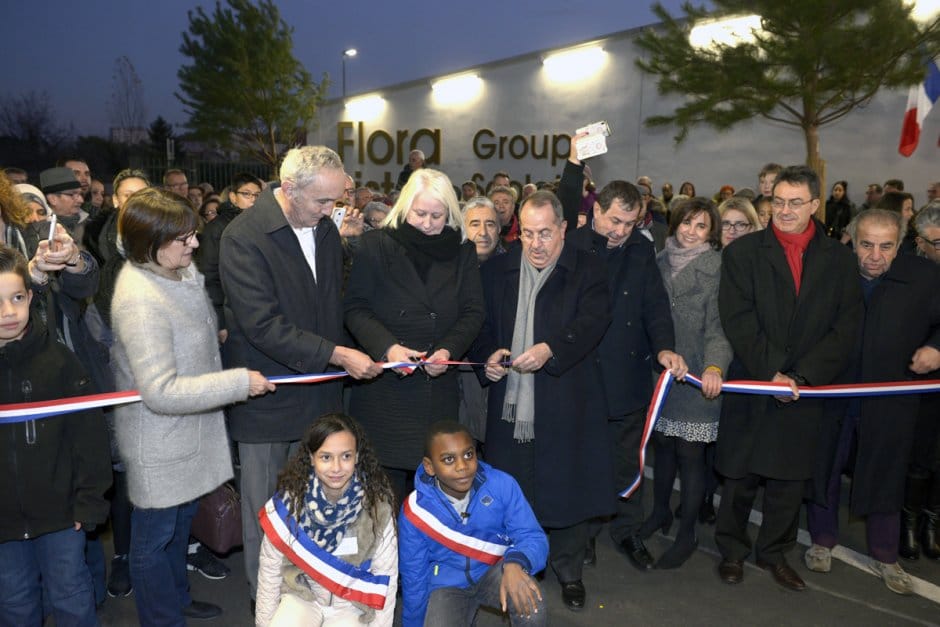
[258,496,389,610]
[402,491,510,565]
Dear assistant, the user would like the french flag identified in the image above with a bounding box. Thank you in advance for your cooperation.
[899,55,940,157]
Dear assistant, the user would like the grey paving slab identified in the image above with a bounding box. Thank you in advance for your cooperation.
[92,482,940,627]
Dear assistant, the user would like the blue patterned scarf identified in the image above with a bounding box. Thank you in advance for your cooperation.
[296,472,364,553]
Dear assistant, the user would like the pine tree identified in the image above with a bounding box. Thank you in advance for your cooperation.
[635,0,940,208]
[176,0,328,174]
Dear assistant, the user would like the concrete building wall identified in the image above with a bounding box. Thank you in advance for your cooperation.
[309,27,938,204]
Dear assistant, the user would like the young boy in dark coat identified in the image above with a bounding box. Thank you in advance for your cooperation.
[0,245,111,625]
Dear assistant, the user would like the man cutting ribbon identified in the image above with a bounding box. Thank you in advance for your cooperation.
[714,165,863,592]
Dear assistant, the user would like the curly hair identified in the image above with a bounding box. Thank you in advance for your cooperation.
[277,413,396,537]
[0,172,31,228]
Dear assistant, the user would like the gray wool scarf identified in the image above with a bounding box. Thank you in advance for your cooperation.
[502,256,557,442]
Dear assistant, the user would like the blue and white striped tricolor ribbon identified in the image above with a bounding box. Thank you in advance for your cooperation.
[619,371,940,498]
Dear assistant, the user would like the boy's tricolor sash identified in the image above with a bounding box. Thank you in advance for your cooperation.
[258,496,389,610]
[402,491,511,565]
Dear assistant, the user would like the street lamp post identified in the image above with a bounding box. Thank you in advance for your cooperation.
[342,48,357,98]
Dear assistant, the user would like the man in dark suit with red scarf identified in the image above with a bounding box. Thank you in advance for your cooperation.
[714,165,863,591]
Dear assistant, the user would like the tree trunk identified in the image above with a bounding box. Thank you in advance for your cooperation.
[803,124,826,223]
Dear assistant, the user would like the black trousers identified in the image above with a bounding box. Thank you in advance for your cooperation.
[510,439,588,583]
[588,409,647,544]
[714,473,805,564]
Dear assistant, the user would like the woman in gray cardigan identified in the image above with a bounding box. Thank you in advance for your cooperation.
[111,188,273,626]
[639,197,732,569]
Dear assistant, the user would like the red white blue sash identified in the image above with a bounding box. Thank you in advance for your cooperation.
[402,491,510,565]
[258,496,389,610]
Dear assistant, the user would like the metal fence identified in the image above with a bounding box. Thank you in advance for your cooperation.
[129,156,272,191]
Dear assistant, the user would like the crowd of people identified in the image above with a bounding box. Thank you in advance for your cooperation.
[0,139,938,627]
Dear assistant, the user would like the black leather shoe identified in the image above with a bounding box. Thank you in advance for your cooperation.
[618,535,654,571]
[756,558,806,591]
[583,536,597,567]
[560,580,585,611]
[182,601,222,620]
[718,559,744,584]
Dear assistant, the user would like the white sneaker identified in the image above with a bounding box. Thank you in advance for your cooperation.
[869,560,914,595]
[804,544,832,573]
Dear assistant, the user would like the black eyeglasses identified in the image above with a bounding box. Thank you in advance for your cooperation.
[919,237,940,251]
[771,197,814,210]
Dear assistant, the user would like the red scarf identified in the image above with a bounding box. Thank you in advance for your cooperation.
[501,213,520,243]
[771,220,816,294]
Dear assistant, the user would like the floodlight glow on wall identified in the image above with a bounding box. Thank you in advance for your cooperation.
[688,14,761,50]
[345,95,386,121]
[542,46,607,83]
[905,0,940,23]
[431,74,483,105]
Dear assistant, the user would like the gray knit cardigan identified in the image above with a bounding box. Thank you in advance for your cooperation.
[111,262,249,509]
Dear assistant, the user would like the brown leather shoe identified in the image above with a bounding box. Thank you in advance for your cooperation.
[757,558,806,591]
[718,559,744,584]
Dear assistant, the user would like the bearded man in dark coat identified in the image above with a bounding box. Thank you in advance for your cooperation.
[714,165,863,591]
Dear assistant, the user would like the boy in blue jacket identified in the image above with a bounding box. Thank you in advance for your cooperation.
[399,420,548,626]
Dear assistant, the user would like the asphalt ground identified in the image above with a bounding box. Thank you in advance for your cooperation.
[92,473,940,627]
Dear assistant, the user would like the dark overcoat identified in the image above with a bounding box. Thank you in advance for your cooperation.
[557,160,675,418]
[567,226,675,417]
[717,221,863,480]
[220,189,345,443]
[813,254,940,514]
[471,244,614,528]
[343,229,484,470]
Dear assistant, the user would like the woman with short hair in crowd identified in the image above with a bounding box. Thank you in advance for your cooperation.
[111,187,274,625]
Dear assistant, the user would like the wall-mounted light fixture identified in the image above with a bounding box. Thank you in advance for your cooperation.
[431,73,483,106]
[542,45,607,83]
[688,14,761,51]
[345,95,385,121]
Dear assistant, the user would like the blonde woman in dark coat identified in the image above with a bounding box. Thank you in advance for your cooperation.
[344,169,484,496]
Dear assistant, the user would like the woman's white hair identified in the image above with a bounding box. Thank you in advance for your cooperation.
[384,168,465,240]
